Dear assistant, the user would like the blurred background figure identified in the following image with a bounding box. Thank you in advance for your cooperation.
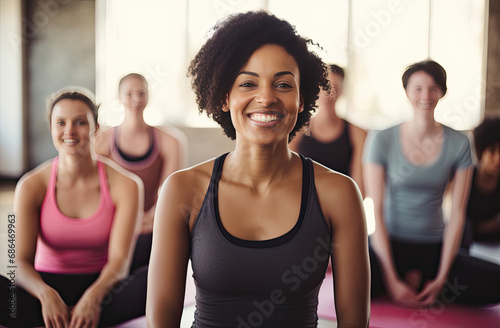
[95,73,186,272]
[463,116,500,247]
[290,64,366,196]
[0,89,147,327]
[364,60,500,308]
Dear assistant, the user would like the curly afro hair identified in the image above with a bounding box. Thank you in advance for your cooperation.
[187,10,329,140]
[473,116,500,160]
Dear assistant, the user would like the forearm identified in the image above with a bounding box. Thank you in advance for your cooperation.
[437,211,465,281]
[17,261,56,300]
[371,214,399,282]
[82,258,129,303]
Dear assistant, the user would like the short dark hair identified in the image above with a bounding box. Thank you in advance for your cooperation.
[48,90,99,128]
[119,73,148,92]
[328,64,345,79]
[187,10,329,140]
[473,116,500,160]
[402,60,447,96]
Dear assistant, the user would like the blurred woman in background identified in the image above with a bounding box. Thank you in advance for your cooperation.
[0,89,147,327]
[290,64,366,196]
[364,60,500,308]
[95,74,185,272]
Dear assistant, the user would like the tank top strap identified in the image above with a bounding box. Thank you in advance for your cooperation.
[48,157,59,192]
[342,119,349,135]
[96,161,112,201]
[211,153,229,186]
[109,127,118,154]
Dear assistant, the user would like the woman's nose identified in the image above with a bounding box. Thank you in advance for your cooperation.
[64,123,74,135]
[256,85,277,107]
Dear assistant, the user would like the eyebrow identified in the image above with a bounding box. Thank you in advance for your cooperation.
[238,71,295,78]
[54,115,88,120]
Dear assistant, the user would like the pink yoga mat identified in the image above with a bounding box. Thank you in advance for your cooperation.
[318,271,500,328]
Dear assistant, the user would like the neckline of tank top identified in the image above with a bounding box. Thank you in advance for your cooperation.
[52,158,111,222]
[307,119,348,144]
[115,126,156,162]
[212,153,310,248]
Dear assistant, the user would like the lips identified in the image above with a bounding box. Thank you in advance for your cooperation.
[249,113,281,123]
[62,138,78,144]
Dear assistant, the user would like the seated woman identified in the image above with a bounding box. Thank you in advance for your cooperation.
[364,60,500,308]
[95,73,185,272]
[465,116,500,244]
[146,11,370,328]
[0,89,147,327]
[290,64,367,196]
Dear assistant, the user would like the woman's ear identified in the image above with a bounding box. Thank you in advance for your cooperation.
[94,123,100,135]
[222,94,230,112]
[298,95,304,113]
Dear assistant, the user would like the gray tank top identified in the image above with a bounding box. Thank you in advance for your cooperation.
[190,153,332,328]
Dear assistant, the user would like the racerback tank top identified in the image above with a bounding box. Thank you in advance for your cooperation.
[190,154,332,328]
[35,157,116,274]
[297,120,353,176]
[109,127,162,210]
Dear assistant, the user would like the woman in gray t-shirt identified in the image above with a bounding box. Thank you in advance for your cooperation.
[364,60,500,308]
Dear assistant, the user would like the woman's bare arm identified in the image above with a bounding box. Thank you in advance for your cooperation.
[364,162,423,307]
[348,124,367,197]
[15,163,71,327]
[418,167,472,305]
[146,170,194,327]
[316,166,370,327]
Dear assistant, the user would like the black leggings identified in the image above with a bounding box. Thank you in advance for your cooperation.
[130,232,153,273]
[370,239,500,306]
[0,266,147,328]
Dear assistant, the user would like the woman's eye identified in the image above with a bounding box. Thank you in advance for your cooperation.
[276,82,292,89]
[76,121,87,125]
[240,82,256,88]
[56,121,64,126]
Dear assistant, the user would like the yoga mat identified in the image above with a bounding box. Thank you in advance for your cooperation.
[317,271,500,328]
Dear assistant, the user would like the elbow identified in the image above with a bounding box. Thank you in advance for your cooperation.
[337,316,370,328]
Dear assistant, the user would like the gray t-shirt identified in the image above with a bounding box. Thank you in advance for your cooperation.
[363,124,473,243]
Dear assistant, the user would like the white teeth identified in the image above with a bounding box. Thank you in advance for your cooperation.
[63,139,77,143]
[250,114,279,122]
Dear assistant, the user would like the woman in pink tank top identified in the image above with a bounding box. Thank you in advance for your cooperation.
[95,73,186,271]
[0,89,147,327]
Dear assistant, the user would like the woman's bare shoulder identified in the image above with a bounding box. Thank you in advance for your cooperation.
[15,159,53,201]
[154,125,186,145]
[166,158,215,192]
[312,161,361,208]
[95,126,114,155]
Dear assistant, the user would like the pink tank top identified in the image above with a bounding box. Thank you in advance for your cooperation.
[35,158,116,274]
[109,127,163,210]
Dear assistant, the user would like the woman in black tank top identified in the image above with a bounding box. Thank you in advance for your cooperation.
[290,65,367,196]
[147,11,370,328]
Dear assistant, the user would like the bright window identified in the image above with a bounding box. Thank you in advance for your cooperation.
[96,0,487,130]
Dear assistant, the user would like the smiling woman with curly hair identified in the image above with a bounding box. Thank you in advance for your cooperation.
[147,11,370,328]
[187,10,329,140]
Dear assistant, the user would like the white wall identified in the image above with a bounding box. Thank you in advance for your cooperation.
[0,0,25,177]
